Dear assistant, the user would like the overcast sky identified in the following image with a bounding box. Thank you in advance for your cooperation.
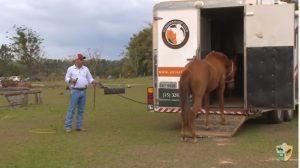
[0,0,165,60]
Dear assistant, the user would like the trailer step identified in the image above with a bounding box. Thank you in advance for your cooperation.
[195,114,247,137]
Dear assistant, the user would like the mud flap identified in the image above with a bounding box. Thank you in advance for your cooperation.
[247,47,294,108]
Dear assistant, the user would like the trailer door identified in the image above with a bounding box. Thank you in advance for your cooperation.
[245,4,295,109]
[153,3,200,108]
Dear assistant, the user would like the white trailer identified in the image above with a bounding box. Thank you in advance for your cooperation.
[147,0,298,137]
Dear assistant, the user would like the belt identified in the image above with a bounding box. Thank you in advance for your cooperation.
[72,88,86,91]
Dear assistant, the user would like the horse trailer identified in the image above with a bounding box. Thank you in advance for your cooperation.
[147,0,298,137]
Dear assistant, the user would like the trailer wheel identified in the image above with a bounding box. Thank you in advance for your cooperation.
[283,110,294,122]
[267,110,284,124]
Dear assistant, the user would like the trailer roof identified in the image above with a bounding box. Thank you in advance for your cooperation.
[154,0,245,10]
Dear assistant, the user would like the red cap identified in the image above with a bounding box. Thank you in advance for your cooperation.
[74,53,86,60]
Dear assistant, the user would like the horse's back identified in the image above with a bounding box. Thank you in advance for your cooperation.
[206,51,228,60]
[205,51,230,71]
[183,60,212,94]
[184,53,227,93]
[185,60,210,74]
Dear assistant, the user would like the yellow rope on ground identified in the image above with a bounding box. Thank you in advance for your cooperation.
[28,128,57,134]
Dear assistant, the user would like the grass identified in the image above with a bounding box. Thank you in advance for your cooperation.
[0,77,298,168]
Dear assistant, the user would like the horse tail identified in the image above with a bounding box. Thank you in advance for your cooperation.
[179,69,192,129]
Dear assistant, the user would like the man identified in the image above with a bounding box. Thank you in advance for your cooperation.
[64,53,98,133]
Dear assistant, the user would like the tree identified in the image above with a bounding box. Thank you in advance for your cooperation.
[8,25,44,75]
[121,57,135,77]
[124,24,152,76]
[0,44,14,76]
[0,44,14,65]
[84,48,102,77]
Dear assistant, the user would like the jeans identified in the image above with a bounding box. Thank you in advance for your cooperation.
[65,89,87,129]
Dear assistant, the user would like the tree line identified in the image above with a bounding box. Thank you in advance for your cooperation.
[0,24,152,79]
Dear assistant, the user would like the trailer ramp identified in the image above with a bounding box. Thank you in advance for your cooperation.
[195,114,247,137]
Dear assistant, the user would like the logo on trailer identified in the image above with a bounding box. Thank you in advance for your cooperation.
[162,19,189,49]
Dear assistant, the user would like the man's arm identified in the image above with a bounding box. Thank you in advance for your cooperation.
[65,67,77,85]
[86,68,102,87]
[65,67,71,84]
[86,67,95,84]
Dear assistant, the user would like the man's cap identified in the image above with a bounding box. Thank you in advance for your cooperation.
[75,53,86,60]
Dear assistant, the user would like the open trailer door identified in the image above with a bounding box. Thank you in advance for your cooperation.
[245,4,295,109]
[153,2,200,110]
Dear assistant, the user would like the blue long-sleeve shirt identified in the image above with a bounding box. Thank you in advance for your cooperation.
[65,65,94,89]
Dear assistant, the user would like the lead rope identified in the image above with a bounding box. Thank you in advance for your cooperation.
[117,94,147,105]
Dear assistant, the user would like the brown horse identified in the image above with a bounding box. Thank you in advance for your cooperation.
[179,51,237,143]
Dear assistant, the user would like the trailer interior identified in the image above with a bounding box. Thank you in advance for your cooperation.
[200,6,244,108]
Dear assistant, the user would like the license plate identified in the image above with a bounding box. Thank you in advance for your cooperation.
[158,88,180,99]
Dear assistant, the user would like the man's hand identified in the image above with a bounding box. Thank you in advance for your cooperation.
[92,78,104,88]
[69,78,78,85]
[92,81,99,86]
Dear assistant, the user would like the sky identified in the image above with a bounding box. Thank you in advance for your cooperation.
[0,0,166,60]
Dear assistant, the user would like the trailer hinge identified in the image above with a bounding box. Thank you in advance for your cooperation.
[245,12,254,16]
[153,16,163,21]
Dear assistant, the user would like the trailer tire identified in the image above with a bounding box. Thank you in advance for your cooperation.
[283,110,294,122]
[267,110,284,124]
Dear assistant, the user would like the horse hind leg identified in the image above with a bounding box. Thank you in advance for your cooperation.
[181,108,190,142]
[218,83,228,125]
[191,96,202,143]
[188,115,198,143]
[190,114,197,143]
[204,93,210,130]
[181,120,187,142]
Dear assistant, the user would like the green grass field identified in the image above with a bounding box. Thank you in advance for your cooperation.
[0,77,298,168]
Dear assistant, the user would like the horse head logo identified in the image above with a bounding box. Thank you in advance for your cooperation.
[162,20,189,49]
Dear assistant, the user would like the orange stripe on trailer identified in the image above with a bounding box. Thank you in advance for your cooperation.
[158,67,185,77]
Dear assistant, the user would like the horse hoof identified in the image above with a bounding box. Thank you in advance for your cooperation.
[204,126,210,130]
[192,138,198,143]
[181,137,187,142]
